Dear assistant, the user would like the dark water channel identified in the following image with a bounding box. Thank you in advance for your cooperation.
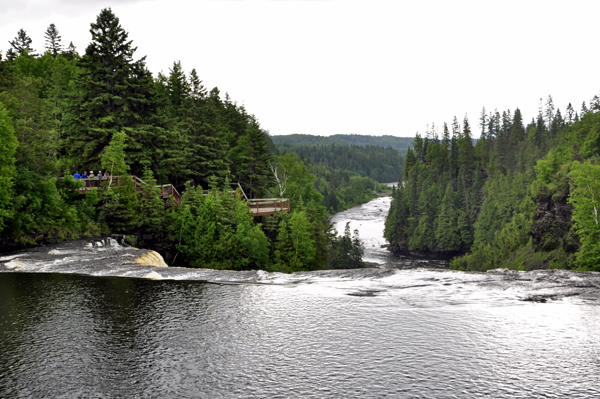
[1,198,600,398]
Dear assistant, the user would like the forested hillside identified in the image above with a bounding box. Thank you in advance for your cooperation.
[384,97,600,271]
[272,135,405,212]
[0,8,366,272]
[277,144,403,183]
[272,134,413,155]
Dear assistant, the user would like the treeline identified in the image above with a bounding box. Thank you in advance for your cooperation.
[277,143,404,183]
[384,95,600,271]
[273,137,404,213]
[0,8,367,272]
[272,134,413,155]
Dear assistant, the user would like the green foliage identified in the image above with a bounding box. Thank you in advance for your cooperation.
[568,161,600,270]
[100,130,129,176]
[435,185,460,251]
[98,175,140,232]
[385,97,587,265]
[5,172,81,244]
[275,142,404,183]
[449,99,600,271]
[328,222,365,269]
[0,104,18,231]
[273,153,322,210]
[534,151,557,184]
[167,184,269,270]
[580,128,599,158]
[0,73,59,176]
[271,211,317,272]
[138,169,165,234]
[272,133,414,156]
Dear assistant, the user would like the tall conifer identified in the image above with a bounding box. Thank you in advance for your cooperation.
[64,8,156,170]
[44,24,63,58]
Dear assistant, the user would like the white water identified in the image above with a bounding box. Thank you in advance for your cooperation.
[2,197,600,398]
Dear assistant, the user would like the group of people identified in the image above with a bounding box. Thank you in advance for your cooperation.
[72,171,110,179]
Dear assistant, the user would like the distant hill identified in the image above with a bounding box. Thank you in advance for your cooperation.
[271,134,414,155]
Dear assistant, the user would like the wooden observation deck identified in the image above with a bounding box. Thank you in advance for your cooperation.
[74,177,289,216]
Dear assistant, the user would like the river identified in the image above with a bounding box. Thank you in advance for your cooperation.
[1,197,600,398]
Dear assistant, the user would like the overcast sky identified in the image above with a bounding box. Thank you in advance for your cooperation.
[1,0,599,138]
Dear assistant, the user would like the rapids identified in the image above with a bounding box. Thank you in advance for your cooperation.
[1,196,600,397]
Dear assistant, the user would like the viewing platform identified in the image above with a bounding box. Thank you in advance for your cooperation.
[76,176,182,205]
[74,177,290,216]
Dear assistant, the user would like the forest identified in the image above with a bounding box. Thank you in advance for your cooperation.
[276,143,403,183]
[384,95,600,271]
[0,8,366,272]
[272,134,413,155]
[272,135,405,213]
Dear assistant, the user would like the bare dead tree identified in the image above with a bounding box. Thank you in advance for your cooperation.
[269,161,288,197]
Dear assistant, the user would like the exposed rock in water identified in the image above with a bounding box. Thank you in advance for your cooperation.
[134,250,168,268]
[144,271,164,280]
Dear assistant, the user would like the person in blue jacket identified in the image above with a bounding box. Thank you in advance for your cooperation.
[73,171,81,179]
[81,171,88,179]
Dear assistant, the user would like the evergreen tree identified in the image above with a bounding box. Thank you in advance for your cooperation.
[590,95,600,113]
[568,161,600,270]
[138,168,164,234]
[458,115,474,177]
[404,147,417,179]
[566,103,575,123]
[435,184,460,251]
[0,104,18,231]
[350,227,365,267]
[44,23,63,58]
[229,118,273,198]
[544,95,555,129]
[64,8,156,170]
[100,130,129,178]
[62,42,78,60]
[8,29,35,57]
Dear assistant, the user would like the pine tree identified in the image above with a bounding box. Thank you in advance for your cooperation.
[189,69,207,99]
[566,103,575,123]
[138,168,164,233]
[435,184,460,251]
[229,117,273,198]
[0,104,18,231]
[544,95,555,129]
[62,42,78,60]
[8,29,35,57]
[64,8,156,170]
[166,61,190,117]
[404,147,417,179]
[44,23,63,58]
[350,228,365,267]
[591,95,600,113]
[100,130,129,180]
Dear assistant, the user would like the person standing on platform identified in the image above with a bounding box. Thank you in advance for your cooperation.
[73,171,81,179]
[81,171,88,179]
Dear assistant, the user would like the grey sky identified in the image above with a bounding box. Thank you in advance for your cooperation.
[1,0,599,137]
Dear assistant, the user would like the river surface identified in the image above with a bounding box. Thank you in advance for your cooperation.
[1,198,600,398]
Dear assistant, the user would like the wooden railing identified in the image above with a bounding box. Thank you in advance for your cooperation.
[247,198,290,216]
[71,177,285,213]
[156,183,182,205]
[75,176,181,205]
